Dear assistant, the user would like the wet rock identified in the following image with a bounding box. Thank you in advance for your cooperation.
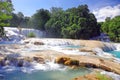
[55,57,70,64]
[55,57,79,66]
[64,59,79,66]
[24,57,33,62]
[17,60,24,67]
[24,41,29,44]
[34,41,44,45]
[0,57,6,66]
[33,56,45,64]
[79,47,93,52]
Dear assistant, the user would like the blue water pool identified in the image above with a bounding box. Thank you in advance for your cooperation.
[1,68,91,80]
[63,45,83,49]
[107,51,120,58]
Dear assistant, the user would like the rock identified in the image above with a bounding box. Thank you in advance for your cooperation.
[79,47,93,52]
[0,60,6,66]
[0,57,7,66]
[17,60,24,67]
[64,59,79,66]
[71,65,79,69]
[24,57,33,62]
[33,56,45,64]
[55,57,79,66]
[34,41,44,45]
[24,41,29,44]
[55,57,70,64]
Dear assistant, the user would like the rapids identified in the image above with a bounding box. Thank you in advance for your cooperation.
[0,27,120,80]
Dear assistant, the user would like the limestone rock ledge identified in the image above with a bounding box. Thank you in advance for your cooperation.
[55,56,120,75]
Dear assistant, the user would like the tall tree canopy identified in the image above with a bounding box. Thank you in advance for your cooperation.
[0,0,13,37]
[45,5,100,39]
[102,16,120,42]
[9,12,30,28]
[29,9,50,30]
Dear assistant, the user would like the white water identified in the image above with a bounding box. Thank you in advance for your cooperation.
[1,27,120,80]
[101,71,120,80]
[4,27,46,38]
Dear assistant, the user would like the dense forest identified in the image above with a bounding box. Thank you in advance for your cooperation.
[101,16,120,42]
[0,0,120,42]
[9,5,100,39]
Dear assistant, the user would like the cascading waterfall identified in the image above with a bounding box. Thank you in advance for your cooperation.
[102,42,116,51]
[1,27,120,80]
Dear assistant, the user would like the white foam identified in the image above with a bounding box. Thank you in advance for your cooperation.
[0,59,66,73]
[101,71,120,80]
[93,48,114,58]
[50,46,89,55]
[114,43,120,51]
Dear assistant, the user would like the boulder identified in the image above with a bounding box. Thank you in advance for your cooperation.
[33,56,45,64]
[55,57,79,66]
[55,57,70,64]
[17,60,24,67]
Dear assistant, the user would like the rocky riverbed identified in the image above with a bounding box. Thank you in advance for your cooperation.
[0,38,120,80]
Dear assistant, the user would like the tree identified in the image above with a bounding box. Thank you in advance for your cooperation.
[102,16,120,42]
[30,9,50,30]
[45,5,100,39]
[45,7,64,37]
[0,0,13,37]
[62,5,100,39]
[9,12,30,28]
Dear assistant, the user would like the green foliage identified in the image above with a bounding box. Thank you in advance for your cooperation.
[45,5,100,39]
[8,4,100,39]
[29,9,50,30]
[0,0,13,37]
[9,12,30,28]
[96,73,112,80]
[27,32,36,38]
[102,16,120,42]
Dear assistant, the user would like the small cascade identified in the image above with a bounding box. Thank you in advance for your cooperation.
[102,42,116,51]
[0,53,66,73]
[4,27,25,42]
[41,39,72,46]
[20,28,46,38]
[32,60,66,72]
[114,43,120,51]
[93,48,114,58]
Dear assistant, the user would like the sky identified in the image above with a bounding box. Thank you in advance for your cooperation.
[12,0,120,22]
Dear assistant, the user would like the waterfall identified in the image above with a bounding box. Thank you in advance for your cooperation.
[4,27,46,37]
[102,42,116,51]
[93,48,114,58]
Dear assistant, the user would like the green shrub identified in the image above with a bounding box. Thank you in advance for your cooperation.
[27,32,36,37]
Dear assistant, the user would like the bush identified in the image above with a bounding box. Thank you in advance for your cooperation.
[27,32,36,37]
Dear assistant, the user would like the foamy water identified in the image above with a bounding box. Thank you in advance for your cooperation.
[1,28,120,80]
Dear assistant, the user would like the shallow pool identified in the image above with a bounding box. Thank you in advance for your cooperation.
[107,51,120,58]
[1,68,91,80]
[63,45,83,49]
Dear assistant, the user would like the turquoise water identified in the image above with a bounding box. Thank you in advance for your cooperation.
[2,68,91,80]
[63,45,83,49]
[107,51,120,58]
